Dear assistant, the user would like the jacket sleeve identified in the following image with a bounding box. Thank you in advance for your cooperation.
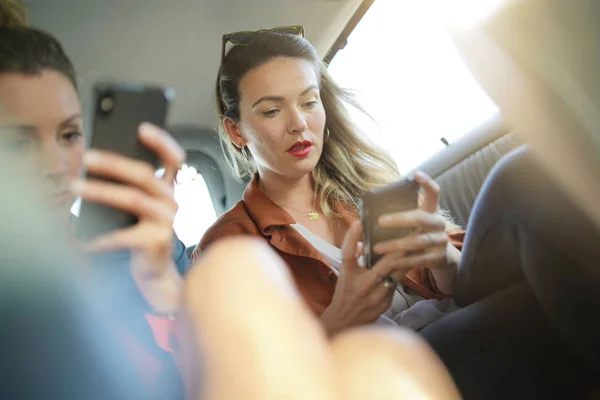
[191,213,262,262]
[172,233,191,276]
[191,224,240,262]
[190,228,217,262]
[401,229,465,300]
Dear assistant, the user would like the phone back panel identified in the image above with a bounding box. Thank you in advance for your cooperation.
[76,83,172,241]
[360,179,420,269]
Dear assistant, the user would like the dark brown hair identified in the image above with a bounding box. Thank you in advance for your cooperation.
[0,0,77,89]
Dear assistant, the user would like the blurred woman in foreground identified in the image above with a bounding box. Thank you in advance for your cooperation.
[0,3,187,398]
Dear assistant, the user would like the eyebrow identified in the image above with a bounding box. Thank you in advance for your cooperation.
[58,113,82,130]
[252,85,319,108]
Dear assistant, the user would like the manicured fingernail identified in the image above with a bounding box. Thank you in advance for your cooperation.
[70,180,86,194]
[83,150,100,165]
[414,171,426,179]
[139,122,158,138]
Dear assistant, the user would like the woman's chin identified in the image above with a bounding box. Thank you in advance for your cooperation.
[46,196,76,220]
[285,159,319,178]
[262,154,320,180]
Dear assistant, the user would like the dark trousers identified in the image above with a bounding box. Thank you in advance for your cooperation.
[421,147,600,399]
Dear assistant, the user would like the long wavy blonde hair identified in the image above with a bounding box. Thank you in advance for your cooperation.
[216,31,401,218]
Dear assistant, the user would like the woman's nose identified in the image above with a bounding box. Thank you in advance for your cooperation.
[287,107,308,134]
[39,142,68,182]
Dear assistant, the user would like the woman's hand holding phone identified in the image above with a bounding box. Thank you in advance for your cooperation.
[373,172,461,294]
[322,221,422,335]
[71,122,185,314]
[323,172,461,333]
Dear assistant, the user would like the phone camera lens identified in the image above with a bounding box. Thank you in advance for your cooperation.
[100,97,114,113]
[98,92,115,117]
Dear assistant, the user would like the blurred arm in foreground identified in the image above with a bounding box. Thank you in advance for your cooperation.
[180,237,461,400]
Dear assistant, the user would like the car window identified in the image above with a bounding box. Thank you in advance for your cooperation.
[328,0,499,173]
[173,164,217,247]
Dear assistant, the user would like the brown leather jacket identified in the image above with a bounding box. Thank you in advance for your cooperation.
[193,175,465,316]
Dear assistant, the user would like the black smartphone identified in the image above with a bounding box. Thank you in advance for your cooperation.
[360,179,420,269]
[76,82,174,241]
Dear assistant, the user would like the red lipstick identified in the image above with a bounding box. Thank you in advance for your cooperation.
[287,140,313,158]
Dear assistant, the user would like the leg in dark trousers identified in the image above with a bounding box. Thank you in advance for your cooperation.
[422,282,596,400]
[455,146,600,367]
[421,146,600,399]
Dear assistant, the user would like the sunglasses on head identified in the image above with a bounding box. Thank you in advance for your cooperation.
[221,25,305,62]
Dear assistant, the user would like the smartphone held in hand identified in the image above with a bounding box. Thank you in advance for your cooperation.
[76,82,174,241]
[360,179,419,269]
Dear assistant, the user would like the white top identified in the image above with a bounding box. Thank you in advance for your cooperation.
[290,223,459,330]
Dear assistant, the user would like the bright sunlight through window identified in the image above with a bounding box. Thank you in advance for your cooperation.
[437,0,506,29]
[174,164,217,247]
[328,0,499,173]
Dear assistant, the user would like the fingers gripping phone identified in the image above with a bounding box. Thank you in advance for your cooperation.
[360,179,420,269]
[76,82,174,241]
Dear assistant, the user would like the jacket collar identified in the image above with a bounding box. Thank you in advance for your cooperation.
[242,174,295,235]
[242,174,360,234]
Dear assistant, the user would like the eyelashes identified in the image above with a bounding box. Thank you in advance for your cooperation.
[61,130,83,143]
[263,109,280,118]
[261,100,320,118]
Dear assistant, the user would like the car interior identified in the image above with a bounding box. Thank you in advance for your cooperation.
[25,0,526,255]
[14,0,600,397]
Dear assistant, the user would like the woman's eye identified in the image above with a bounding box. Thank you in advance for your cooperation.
[62,131,83,143]
[303,100,319,109]
[0,131,37,153]
[1,138,35,153]
[262,109,280,118]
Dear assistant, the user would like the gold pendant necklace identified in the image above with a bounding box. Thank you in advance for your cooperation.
[278,189,319,221]
[307,189,319,220]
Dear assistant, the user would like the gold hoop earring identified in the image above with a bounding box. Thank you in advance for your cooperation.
[232,141,249,160]
[324,127,330,143]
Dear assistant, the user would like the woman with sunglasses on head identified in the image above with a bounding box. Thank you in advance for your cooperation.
[195,26,600,398]
[0,3,188,398]
[197,25,464,334]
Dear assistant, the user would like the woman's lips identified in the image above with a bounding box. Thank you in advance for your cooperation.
[287,141,313,158]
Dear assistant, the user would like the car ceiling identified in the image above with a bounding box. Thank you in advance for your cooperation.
[23,0,364,211]
[24,0,363,134]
